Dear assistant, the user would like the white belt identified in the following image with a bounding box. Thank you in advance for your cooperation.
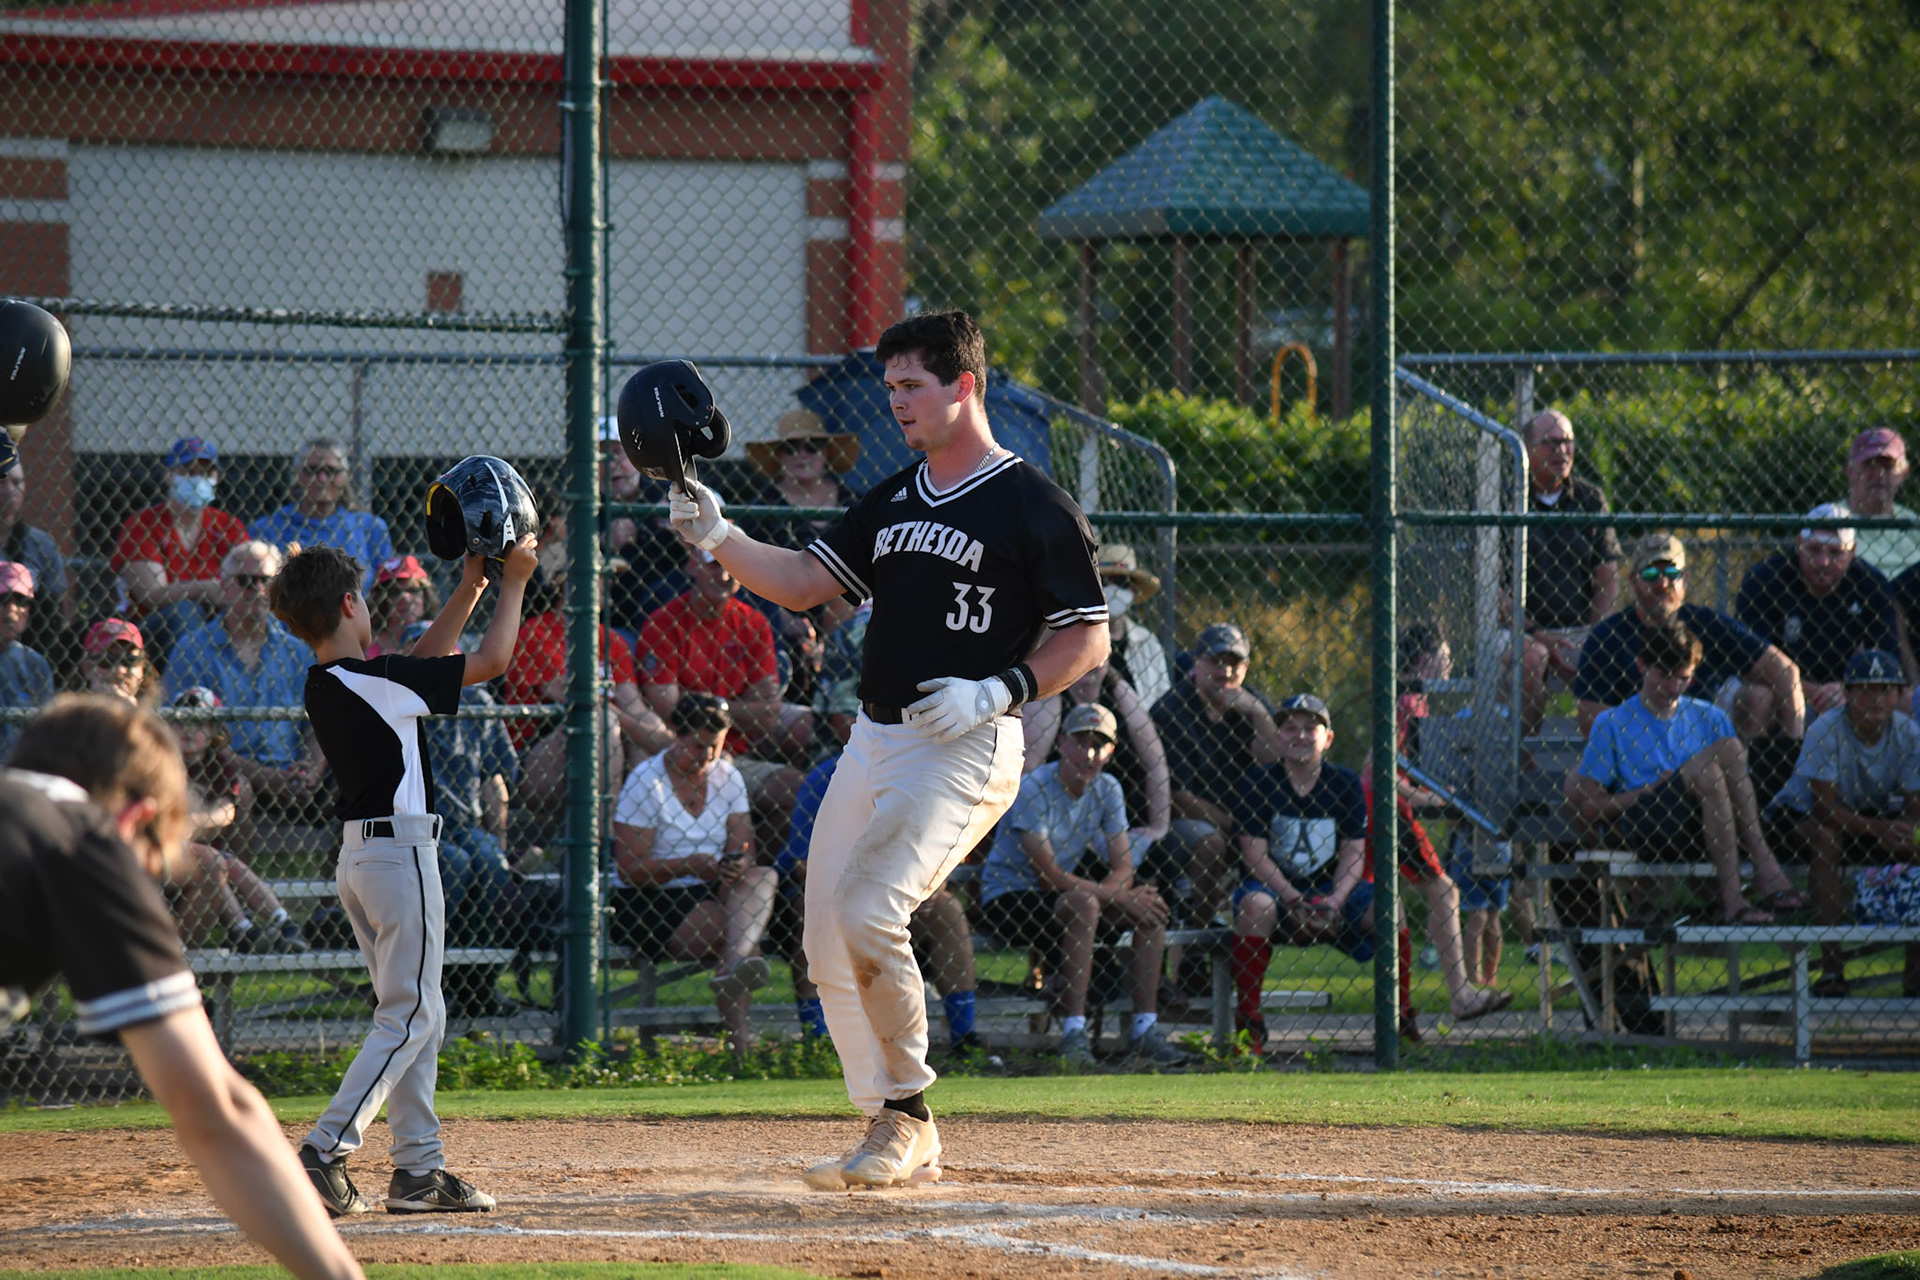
[341,814,443,848]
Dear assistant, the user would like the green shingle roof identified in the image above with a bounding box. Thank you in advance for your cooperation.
[1037,96,1368,242]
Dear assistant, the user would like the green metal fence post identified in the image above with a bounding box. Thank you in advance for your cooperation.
[1369,0,1400,1070]
[559,0,605,1058]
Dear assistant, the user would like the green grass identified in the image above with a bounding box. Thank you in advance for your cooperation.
[9,1068,1919,1143]
[0,1267,815,1280]
[1822,1254,1920,1280]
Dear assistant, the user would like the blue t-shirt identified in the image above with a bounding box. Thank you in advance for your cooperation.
[0,641,55,759]
[166,619,312,766]
[426,685,519,829]
[1734,553,1896,686]
[1572,603,1769,709]
[249,507,395,591]
[777,752,839,880]
[1578,694,1735,792]
[980,762,1127,901]
[1231,760,1368,888]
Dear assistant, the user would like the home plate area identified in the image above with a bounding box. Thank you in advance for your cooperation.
[5,1118,1918,1279]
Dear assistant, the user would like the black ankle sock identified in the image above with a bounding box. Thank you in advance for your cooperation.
[883,1093,931,1122]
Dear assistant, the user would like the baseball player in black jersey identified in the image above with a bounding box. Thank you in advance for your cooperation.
[0,696,363,1280]
[669,311,1109,1188]
[270,539,537,1217]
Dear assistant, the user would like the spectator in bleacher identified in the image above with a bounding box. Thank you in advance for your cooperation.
[1564,620,1806,925]
[1228,693,1373,1052]
[0,457,74,675]
[0,561,55,759]
[1846,428,1920,578]
[168,685,307,955]
[742,408,860,622]
[1766,649,1920,996]
[167,541,323,831]
[112,436,249,668]
[601,417,688,646]
[1095,544,1173,710]
[248,438,394,592]
[1574,533,1803,747]
[364,555,438,658]
[611,692,778,1057]
[1149,622,1275,929]
[978,702,1189,1067]
[502,557,670,814]
[1366,622,1514,1035]
[776,673,983,1053]
[1735,504,1900,719]
[1517,409,1622,736]
[77,617,161,708]
[638,543,808,842]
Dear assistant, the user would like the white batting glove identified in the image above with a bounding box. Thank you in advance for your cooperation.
[668,479,730,551]
[907,675,1011,741]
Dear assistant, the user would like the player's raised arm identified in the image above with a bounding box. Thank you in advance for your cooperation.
[669,479,844,611]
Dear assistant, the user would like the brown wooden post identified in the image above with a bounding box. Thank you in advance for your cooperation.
[1235,241,1256,407]
[1331,238,1353,419]
[1172,236,1191,394]
[1078,242,1105,413]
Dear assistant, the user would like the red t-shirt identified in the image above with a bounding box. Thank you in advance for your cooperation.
[111,505,250,612]
[636,593,776,698]
[500,612,637,748]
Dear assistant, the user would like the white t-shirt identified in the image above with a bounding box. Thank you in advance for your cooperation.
[1774,705,1920,817]
[611,750,748,888]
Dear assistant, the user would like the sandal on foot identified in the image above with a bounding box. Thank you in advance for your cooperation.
[1715,904,1775,926]
[1453,988,1515,1022]
[1757,887,1808,914]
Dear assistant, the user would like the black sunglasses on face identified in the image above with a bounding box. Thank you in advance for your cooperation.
[229,574,272,589]
[99,653,143,669]
[777,439,824,456]
[1636,564,1684,582]
[0,593,29,608]
[300,464,346,478]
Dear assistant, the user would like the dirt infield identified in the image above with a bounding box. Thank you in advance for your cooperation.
[4,1117,1917,1279]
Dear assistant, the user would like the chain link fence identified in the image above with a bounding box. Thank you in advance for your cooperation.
[4,0,1920,1101]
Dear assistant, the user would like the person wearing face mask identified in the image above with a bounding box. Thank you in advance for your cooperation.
[112,436,249,669]
[0,695,365,1280]
[1095,545,1171,711]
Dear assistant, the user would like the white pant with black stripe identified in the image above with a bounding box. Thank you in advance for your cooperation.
[305,819,447,1173]
[804,713,1023,1114]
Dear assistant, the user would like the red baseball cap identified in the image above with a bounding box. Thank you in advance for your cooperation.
[83,617,144,655]
[375,554,430,585]
[1851,428,1907,466]
[0,561,33,598]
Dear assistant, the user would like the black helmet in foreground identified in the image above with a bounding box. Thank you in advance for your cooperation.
[0,300,71,473]
[425,455,540,562]
[616,359,732,489]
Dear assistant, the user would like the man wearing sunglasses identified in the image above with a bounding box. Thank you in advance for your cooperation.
[167,541,322,849]
[249,438,395,592]
[0,560,55,759]
[1573,534,1803,752]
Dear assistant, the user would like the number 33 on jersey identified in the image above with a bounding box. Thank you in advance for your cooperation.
[806,452,1107,709]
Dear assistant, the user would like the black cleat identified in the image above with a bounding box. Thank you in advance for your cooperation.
[299,1143,370,1217]
[385,1167,497,1213]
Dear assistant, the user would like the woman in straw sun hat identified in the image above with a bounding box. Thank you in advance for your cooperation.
[744,408,866,680]
[1094,543,1172,710]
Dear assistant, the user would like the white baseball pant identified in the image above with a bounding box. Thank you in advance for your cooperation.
[804,712,1024,1113]
[305,815,448,1173]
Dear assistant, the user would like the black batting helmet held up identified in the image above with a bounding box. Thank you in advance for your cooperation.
[615,359,732,489]
[425,455,540,562]
[0,300,71,472]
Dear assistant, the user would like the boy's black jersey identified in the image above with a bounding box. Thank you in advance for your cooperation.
[305,653,464,820]
[807,454,1106,708]
[0,770,199,1039]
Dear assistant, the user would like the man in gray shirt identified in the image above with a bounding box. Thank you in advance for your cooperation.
[0,561,56,759]
[1770,649,1920,995]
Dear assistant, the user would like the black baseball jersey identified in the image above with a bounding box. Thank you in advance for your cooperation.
[807,454,1107,708]
[0,770,199,1038]
[305,653,464,821]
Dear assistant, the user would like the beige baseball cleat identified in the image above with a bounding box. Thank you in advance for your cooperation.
[802,1141,861,1191]
[839,1108,942,1189]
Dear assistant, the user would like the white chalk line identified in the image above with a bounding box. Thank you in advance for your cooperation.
[10,1212,1305,1279]
[962,1162,1920,1200]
